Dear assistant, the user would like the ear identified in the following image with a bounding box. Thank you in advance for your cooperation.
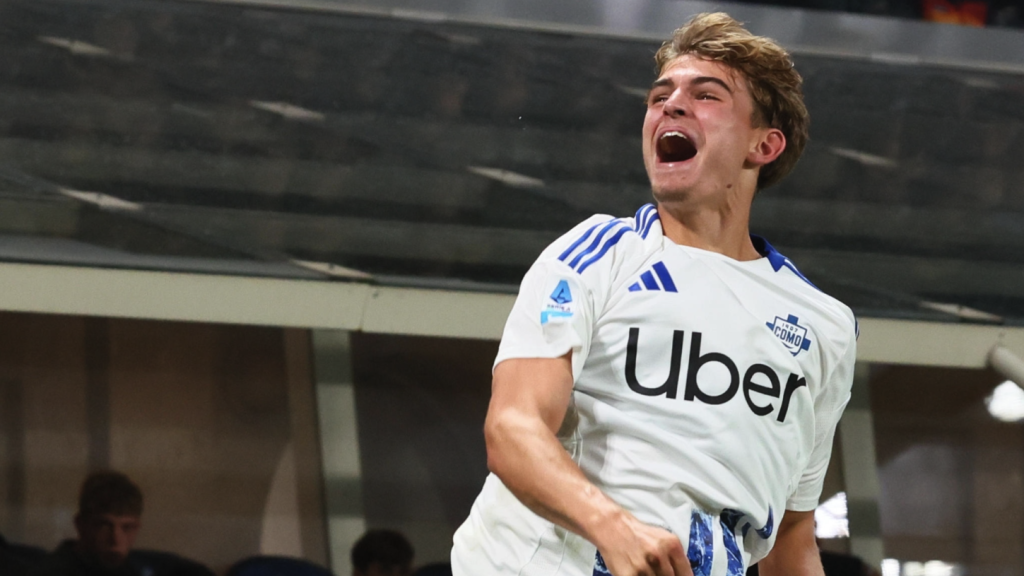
[748,128,786,167]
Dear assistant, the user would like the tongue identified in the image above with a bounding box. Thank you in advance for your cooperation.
[658,135,697,163]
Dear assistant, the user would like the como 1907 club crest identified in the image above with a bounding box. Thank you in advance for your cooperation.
[766,314,812,356]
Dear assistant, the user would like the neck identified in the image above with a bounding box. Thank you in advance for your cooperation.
[655,187,759,261]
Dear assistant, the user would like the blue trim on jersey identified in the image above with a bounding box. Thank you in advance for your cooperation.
[634,203,660,239]
[558,221,603,262]
[559,217,636,274]
[751,235,820,291]
[629,261,677,294]
[756,507,774,539]
[640,203,660,239]
[652,261,677,293]
[566,220,622,269]
[640,270,659,290]
[634,204,655,235]
[577,224,630,273]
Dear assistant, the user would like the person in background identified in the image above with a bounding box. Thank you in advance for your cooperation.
[351,530,414,576]
[34,470,212,576]
[36,471,144,576]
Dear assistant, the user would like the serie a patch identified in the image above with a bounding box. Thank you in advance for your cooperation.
[541,279,574,324]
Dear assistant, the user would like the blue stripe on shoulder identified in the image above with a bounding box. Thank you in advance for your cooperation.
[567,220,626,269]
[558,220,605,263]
[558,218,634,274]
[752,235,819,291]
[634,204,657,237]
[782,260,820,290]
[634,204,652,232]
[640,206,660,239]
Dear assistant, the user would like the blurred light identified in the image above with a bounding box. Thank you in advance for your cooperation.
[59,187,141,212]
[923,561,963,576]
[919,301,1002,322]
[467,166,545,189]
[616,84,650,99]
[813,491,848,538]
[249,101,325,123]
[830,146,898,169]
[37,35,115,58]
[960,76,1001,89]
[885,559,964,576]
[985,380,1024,422]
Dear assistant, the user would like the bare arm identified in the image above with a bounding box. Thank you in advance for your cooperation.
[485,355,692,576]
[756,510,823,576]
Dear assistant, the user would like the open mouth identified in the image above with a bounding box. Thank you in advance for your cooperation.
[657,131,697,163]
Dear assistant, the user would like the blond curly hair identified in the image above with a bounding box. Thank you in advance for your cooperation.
[655,13,809,190]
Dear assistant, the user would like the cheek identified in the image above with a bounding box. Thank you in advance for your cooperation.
[641,111,659,136]
[92,528,113,545]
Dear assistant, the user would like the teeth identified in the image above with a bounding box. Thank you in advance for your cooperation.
[661,131,688,140]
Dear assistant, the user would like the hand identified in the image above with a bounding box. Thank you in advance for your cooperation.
[594,513,694,576]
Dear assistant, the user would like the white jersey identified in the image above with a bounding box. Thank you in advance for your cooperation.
[452,204,857,576]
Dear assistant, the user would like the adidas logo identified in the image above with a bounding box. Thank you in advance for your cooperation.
[627,261,677,293]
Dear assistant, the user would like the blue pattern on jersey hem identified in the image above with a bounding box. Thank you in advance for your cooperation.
[720,510,746,576]
[756,507,774,539]
[593,550,612,576]
[688,510,714,576]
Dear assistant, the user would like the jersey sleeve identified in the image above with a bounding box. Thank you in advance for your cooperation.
[494,215,628,382]
[786,320,857,511]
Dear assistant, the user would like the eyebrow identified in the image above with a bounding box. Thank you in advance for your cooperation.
[648,75,733,95]
[692,76,733,94]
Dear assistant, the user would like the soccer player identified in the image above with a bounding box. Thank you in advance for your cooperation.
[451,12,857,576]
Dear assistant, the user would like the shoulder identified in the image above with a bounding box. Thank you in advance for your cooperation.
[538,204,662,277]
[753,236,857,349]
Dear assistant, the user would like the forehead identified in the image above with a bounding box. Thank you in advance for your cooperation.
[89,513,140,526]
[656,54,745,91]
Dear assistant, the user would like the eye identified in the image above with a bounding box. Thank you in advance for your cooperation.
[696,92,719,101]
[647,93,667,106]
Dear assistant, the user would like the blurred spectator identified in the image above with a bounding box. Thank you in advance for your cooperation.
[33,470,212,576]
[35,470,143,576]
[350,530,413,576]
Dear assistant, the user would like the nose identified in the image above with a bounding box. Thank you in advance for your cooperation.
[663,90,687,118]
[107,525,130,554]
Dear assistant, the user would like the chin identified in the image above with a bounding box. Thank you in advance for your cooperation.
[649,180,695,204]
[98,554,128,569]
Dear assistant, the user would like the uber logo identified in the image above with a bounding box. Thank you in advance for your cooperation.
[624,327,806,423]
